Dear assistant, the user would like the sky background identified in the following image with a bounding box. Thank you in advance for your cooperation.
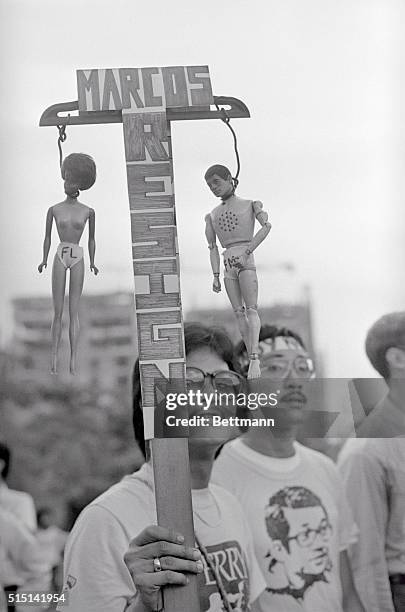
[0,0,403,377]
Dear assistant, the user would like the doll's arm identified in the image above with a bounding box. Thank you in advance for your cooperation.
[205,214,221,293]
[88,208,99,275]
[245,201,271,255]
[38,207,53,272]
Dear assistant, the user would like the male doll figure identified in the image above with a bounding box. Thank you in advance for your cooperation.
[204,165,271,379]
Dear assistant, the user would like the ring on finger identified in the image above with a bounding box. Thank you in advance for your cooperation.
[153,557,162,572]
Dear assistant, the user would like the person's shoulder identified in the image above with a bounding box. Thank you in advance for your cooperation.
[210,483,249,523]
[210,203,223,217]
[50,202,64,212]
[94,468,152,507]
[296,442,339,476]
[215,439,243,463]
[211,440,247,488]
[210,482,241,505]
[338,437,393,467]
[68,472,154,552]
[232,196,252,209]
[4,486,34,506]
[356,400,405,437]
[296,441,334,463]
[0,506,20,528]
[75,201,93,214]
[0,506,33,541]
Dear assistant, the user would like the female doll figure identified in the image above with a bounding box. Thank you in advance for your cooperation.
[204,164,271,379]
[38,153,98,374]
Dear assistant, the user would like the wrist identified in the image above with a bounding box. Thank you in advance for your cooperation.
[245,247,252,255]
[213,273,220,277]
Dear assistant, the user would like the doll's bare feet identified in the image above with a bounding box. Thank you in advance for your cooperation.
[51,355,58,374]
[247,354,261,380]
[70,356,76,375]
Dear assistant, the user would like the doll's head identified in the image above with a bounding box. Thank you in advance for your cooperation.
[204,164,237,200]
[61,153,97,198]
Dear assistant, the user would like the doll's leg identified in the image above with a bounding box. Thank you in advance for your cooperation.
[51,256,67,373]
[239,270,261,378]
[224,278,251,353]
[68,259,84,374]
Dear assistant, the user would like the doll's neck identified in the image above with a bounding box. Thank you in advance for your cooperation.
[65,193,79,202]
[221,191,235,204]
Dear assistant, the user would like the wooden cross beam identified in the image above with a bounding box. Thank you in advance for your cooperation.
[40,65,249,612]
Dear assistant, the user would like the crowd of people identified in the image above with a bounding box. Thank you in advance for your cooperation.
[1,311,405,611]
[0,443,67,612]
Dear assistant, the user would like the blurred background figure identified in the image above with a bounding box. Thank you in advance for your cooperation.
[36,508,67,594]
[338,312,405,612]
[0,507,50,612]
[0,442,37,531]
[0,442,39,611]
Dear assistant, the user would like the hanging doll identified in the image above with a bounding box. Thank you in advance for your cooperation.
[38,153,98,374]
[204,165,271,379]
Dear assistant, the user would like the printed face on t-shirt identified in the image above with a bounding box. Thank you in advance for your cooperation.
[281,506,331,578]
[264,486,332,600]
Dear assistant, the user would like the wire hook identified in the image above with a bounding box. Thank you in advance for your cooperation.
[56,114,70,169]
[215,104,241,189]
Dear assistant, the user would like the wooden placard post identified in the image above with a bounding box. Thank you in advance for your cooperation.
[40,66,250,611]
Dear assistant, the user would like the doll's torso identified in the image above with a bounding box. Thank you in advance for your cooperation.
[210,196,256,249]
[52,201,91,244]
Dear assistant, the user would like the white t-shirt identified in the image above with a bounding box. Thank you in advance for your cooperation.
[338,437,405,612]
[0,483,37,531]
[211,439,358,612]
[0,508,50,612]
[58,463,265,612]
[36,526,67,569]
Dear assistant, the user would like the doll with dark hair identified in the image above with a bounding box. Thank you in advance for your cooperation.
[38,153,98,374]
[204,165,271,379]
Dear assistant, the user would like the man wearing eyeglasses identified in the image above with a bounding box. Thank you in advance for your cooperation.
[338,312,405,612]
[212,324,364,611]
[58,323,265,612]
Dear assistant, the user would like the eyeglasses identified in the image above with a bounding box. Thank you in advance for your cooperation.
[261,355,315,380]
[287,518,332,548]
[185,367,243,392]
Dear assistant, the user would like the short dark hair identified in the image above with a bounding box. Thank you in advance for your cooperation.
[0,442,11,479]
[235,324,306,376]
[265,486,327,553]
[365,312,405,379]
[204,164,232,182]
[132,322,238,458]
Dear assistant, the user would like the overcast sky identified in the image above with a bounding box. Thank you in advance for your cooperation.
[0,0,403,376]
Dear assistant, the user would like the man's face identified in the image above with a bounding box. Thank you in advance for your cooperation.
[249,346,313,428]
[206,173,233,199]
[283,506,331,577]
[269,505,331,589]
[186,347,239,446]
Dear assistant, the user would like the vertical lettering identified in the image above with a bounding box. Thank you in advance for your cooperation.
[124,113,169,162]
